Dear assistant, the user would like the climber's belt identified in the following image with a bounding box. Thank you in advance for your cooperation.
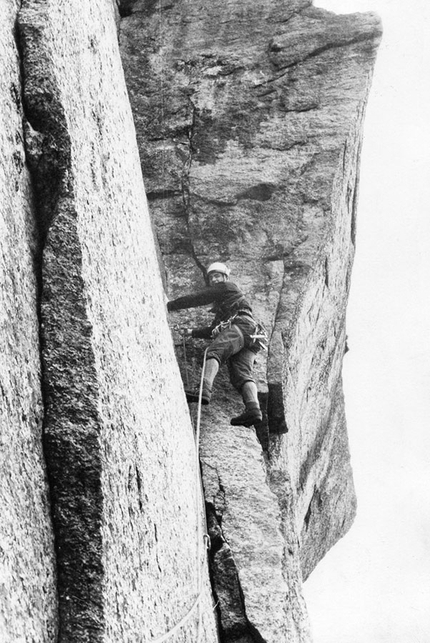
[211,315,239,338]
[211,310,255,339]
[210,311,268,351]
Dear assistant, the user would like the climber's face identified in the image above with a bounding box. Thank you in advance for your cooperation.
[208,271,227,286]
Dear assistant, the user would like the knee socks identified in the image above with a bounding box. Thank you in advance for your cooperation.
[241,381,260,409]
[203,358,219,390]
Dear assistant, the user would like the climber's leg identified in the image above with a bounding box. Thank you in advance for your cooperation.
[242,380,259,405]
[203,357,219,389]
[228,350,262,427]
[185,326,244,405]
[230,380,262,427]
[185,357,219,405]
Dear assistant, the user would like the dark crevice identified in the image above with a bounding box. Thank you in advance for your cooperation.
[118,0,175,18]
[206,501,268,643]
[267,383,288,436]
[206,503,225,555]
[304,487,323,535]
[235,183,276,202]
[349,129,363,248]
[136,466,144,511]
[246,621,268,643]
[270,30,381,72]
[342,139,348,175]
[204,467,268,642]
[324,257,329,289]
[265,260,289,440]
[13,19,44,308]
[252,68,289,90]
[146,188,182,201]
[179,98,208,280]
[350,173,359,246]
[304,501,312,530]
[282,103,318,114]
[116,0,141,18]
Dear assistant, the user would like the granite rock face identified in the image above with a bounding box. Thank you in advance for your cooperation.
[0,3,57,641]
[119,1,381,640]
[11,0,217,641]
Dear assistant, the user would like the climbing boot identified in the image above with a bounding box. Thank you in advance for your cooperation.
[230,403,262,427]
[185,383,212,405]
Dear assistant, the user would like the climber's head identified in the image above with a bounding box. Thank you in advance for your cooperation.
[207,262,230,285]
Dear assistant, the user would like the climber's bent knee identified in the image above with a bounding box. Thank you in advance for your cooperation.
[228,349,257,391]
[230,374,256,392]
[207,325,244,364]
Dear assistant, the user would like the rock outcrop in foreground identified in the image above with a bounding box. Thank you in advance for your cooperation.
[0,3,57,640]
[0,0,380,641]
[3,1,217,641]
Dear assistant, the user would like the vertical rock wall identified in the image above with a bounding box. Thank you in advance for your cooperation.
[8,0,218,641]
[0,2,57,641]
[282,109,367,578]
[119,1,381,641]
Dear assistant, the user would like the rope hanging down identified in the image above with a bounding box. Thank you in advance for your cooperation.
[150,348,211,643]
[151,0,211,636]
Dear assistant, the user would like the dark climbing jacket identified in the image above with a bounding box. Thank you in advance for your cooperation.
[167,281,253,339]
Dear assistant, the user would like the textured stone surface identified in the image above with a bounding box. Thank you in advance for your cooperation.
[119,1,381,639]
[0,1,57,641]
[18,1,217,641]
[278,114,368,579]
[201,413,311,642]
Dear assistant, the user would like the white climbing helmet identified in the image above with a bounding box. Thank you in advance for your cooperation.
[207,262,231,278]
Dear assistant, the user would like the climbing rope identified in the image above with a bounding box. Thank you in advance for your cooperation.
[195,347,210,642]
[150,590,204,643]
[150,345,211,643]
[195,347,208,450]
[152,0,211,635]
[182,333,191,388]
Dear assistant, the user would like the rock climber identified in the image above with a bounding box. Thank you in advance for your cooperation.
[167,262,264,427]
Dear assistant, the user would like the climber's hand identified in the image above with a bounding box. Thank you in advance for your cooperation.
[183,328,193,337]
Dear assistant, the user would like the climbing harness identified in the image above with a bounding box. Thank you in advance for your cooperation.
[249,321,269,351]
[210,308,250,338]
[210,316,236,338]
[150,347,211,643]
[211,313,269,351]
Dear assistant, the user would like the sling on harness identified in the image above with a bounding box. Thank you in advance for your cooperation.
[248,321,269,351]
[211,313,269,352]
